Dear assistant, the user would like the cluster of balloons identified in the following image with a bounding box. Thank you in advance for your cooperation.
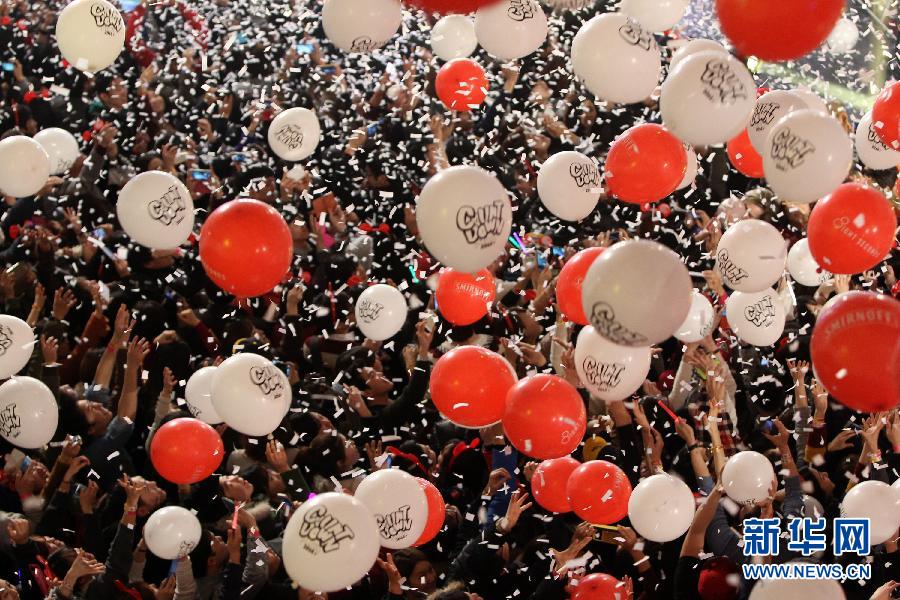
[210,353,291,436]
[33,128,80,175]
[531,458,636,527]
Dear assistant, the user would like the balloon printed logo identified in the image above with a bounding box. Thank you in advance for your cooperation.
[350,36,378,52]
[0,324,12,357]
[617,19,655,52]
[0,403,21,439]
[147,185,187,227]
[507,0,536,21]
[743,294,777,328]
[274,124,305,151]
[866,123,890,151]
[375,505,413,540]
[569,162,600,188]
[356,299,385,323]
[699,60,749,105]
[831,217,882,259]
[716,249,749,286]
[297,506,355,554]
[177,539,197,558]
[249,366,285,399]
[456,200,506,248]
[580,357,625,392]
[750,102,780,129]
[589,302,649,346]
[90,2,124,36]
[817,305,898,338]
[768,127,815,171]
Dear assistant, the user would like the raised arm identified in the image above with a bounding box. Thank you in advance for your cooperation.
[118,337,150,422]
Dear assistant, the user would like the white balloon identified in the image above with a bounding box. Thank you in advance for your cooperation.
[674,290,715,343]
[56,0,125,72]
[790,88,830,115]
[749,568,846,600]
[475,0,548,61]
[715,219,787,292]
[763,109,853,205]
[355,284,408,341]
[721,451,775,505]
[0,315,35,379]
[0,136,51,198]
[826,17,859,54]
[283,492,380,592]
[571,14,661,105]
[627,474,695,542]
[267,108,321,162]
[33,128,80,175]
[676,145,698,189]
[747,90,808,153]
[724,289,786,346]
[0,377,58,449]
[354,469,428,549]
[211,353,291,437]
[117,171,195,250]
[144,507,202,560]
[185,367,223,425]
[574,327,651,402]
[619,0,687,33]
[537,151,601,221]
[669,38,727,72]
[855,110,900,170]
[841,480,900,546]
[660,51,756,146]
[431,15,478,61]
[787,239,830,287]
[321,0,402,53]
[581,240,692,347]
[416,166,512,273]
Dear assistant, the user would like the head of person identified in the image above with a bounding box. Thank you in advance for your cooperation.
[131,476,167,517]
[95,74,128,109]
[188,529,229,578]
[337,347,393,397]
[0,512,30,548]
[300,431,360,480]
[392,548,437,596]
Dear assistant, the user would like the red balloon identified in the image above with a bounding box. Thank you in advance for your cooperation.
[200,199,293,297]
[436,59,488,112]
[872,81,900,150]
[810,292,900,412]
[532,457,580,513]
[150,418,224,484]
[715,0,844,61]
[566,460,632,525]
[571,573,622,600]
[726,129,764,178]
[414,478,446,546]
[430,346,517,427]
[404,0,501,14]
[556,248,604,325]
[605,124,686,205]
[503,374,586,460]
[436,268,496,325]
[807,183,897,275]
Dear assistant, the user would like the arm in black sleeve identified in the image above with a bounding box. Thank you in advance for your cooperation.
[377,360,431,429]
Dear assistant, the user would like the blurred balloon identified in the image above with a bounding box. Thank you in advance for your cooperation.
[825,17,858,53]
[669,38,727,71]
[405,0,503,14]
[567,460,632,524]
[435,58,489,111]
[150,418,224,485]
[184,366,223,425]
[676,145,698,190]
[619,0,687,32]
[747,90,807,152]
[724,289,786,346]
[0,136,51,198]
[574,326,652,402]
[144,506,202,560]
[211,353,291,436]
[355,284,408,341]
[786,239,830,287]
[413,478,446,546]
[0,377,58,449]
[532,457,580,513]
[199,198,293,298]
[571,573,622,600]
[430,346,517,427]
[355,469,428,549]
[628,474,695,542]
[748,570,846,600]
[721,451,775,505]
[715,219,787,292]
[537,151,601,221]
[475,0,547,61]
[605,124,686,204]
[727,129,764,178]
[322,0,402,53]
[556,247,604,325]
[430,15,478,60]
[117,171,195,250]
[33,128,80,175]
[871,81,899,150]
[267,108,321,162]
[0,315,36,379]
[855,110,900,170]
[56,0,125,71]
[841,481,900,545]
[790,88,830,115]
[436,268,495,325]
[674,290,715,343]
[504,374,586,459]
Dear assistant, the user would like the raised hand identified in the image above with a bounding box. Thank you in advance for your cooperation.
[51,287,77,321]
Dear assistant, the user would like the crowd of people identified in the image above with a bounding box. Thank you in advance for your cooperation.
[0,0,899,599]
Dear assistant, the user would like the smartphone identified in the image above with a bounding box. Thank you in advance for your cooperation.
[92,227,106,241]
[551,247,564,257]
[190,169,211,181]
[320,65,337,75]
[536,252,548,269]
[296,43,314,54]
[232,153,246,163]
[312,192,337,217]
[762,419,776,435]
[366,123,379,136]
[1,63,14,72]
[596,524,620,544]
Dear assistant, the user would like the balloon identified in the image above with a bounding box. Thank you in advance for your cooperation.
[748,570,846,600]
[282,492,380,592]
[0,136,51,198]
[619,0,687,32]
[571,573,623,600]
[674,290,716,343]
[503,374,586,459]
[566,460,632,524]
[721,451,775,505]
[435,58,489,111]
[33,128,80,175]
[810,291,900,412]
[405,0,503,14]
[474,0,547,61]
[581,240,692,347]
[871,81,900,150]
[715,0,844,62]
[435,268,495,325]
[726,128,764,178]
[724,289,786,347]
[144,506,202,560]
[715,219,787,293]
[199,199,293,297]
[430,346,517,427]
[669,38,727,71]
[628,474,695,542]
[211,353,291,436]
[416,165,511,272]
[431,15,478,60]
[786,239,830,287]
[0,315,36,379]
[762,109,854,205]
[0,377,58,449]
[150,418,224,485]
[855,110,900,170]
[660,51,756,147]
[605,124,686,204]
[556,247,604,325]
[355,469,428,549]
[807,183,896,274]
[537,151,601,221]
[117,171,195,250]
[413,478,446,546]
[355,284,408,341]
[571,14,661,105]
[574,327,651,402]
[531,457,580,513]
[676,145,698,190]
[322,0,402,53]
[841,481,900,545]
[184,366,223,424]
[826,17,858,53]
[267,108,321,162]
[56,0,125,72]
[747,90,808,153]
[790,88,830,115]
